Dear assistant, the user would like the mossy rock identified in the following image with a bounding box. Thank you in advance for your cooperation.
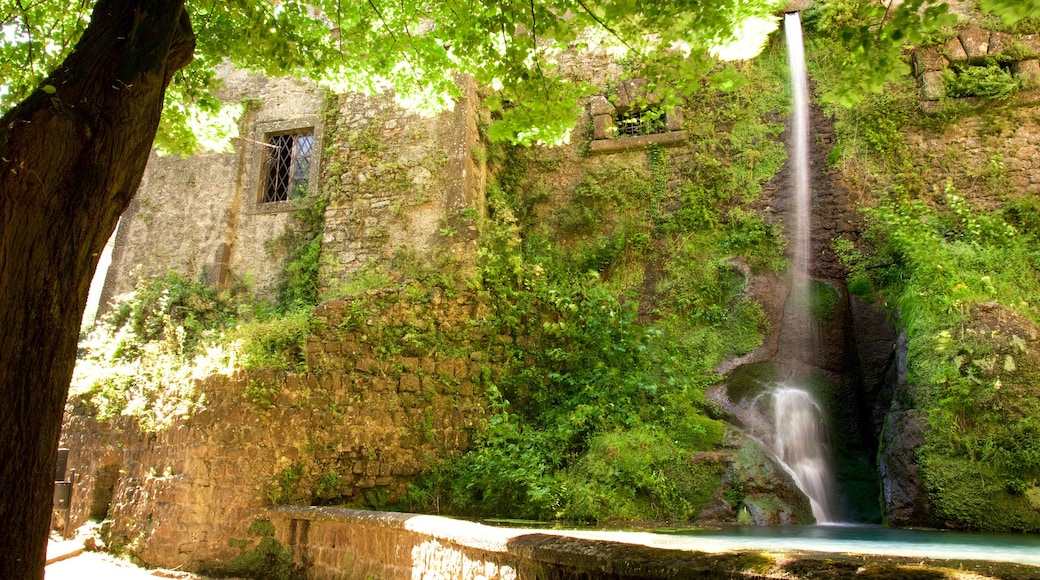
[725,362,780,403]
[910,304,1040,531]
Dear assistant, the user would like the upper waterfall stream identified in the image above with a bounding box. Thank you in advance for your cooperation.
[774,11,838,524]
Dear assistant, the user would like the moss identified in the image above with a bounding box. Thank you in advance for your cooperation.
[725,362,779,403]
[920,456,1040,532]
[199,519,302,580]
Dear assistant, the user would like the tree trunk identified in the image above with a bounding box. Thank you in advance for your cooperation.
[0,1,193,577]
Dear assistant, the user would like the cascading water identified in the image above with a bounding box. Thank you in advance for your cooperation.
[765,11,837,524]
[772,386,835,522]
[785,10,812,353]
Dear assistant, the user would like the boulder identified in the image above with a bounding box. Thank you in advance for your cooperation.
[878,407,934,527]
[698,428,815,525]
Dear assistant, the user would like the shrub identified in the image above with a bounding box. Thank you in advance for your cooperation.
[943,62,1021,99]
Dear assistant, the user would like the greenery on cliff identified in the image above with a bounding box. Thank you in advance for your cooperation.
[399,52,790,522]
[808,1,1040,531]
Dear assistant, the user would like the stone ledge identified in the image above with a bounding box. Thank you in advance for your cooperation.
[588,131,687,155]
[263,507,1040,579]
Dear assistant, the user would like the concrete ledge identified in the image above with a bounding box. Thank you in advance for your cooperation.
[589,131,687,155]
[265,507,1040,579]
[45,540,84,565]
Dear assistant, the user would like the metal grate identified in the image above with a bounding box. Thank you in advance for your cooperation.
[261,130,313,203]
[614,107,667,137]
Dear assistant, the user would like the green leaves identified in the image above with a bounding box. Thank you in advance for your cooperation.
[979,0,1040,25]
[816,0,957,106]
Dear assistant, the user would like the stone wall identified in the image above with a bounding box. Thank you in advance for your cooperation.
[99,66,327,310]
[905,106,1040,203]
[97,69,485,314]
[319,78,485,292]
[914,28,1040,102]
[259,506,1035,579]
[59,290,489,570]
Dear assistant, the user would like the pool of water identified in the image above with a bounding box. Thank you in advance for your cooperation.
[650,524,1040,566]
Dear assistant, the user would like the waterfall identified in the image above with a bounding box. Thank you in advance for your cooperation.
[771,386,835,523]
[785,10,812,359]
[776,12,837,524]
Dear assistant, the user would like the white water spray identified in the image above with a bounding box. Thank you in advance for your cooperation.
[774,12,837,524]
[785,11,812,353]
[771,386,835,522]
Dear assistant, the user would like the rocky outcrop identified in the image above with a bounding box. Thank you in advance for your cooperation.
[878,406,934,527]
[696,428,815,526]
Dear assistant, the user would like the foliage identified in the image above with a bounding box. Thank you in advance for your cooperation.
[943,62,1021,100]
[802,0,957,106]
[314,471,342,501]
[7,0,1031,150]
[272,195,328,311]
[839,186,1040,530]
[402,49,789,523]
[230,308,313,372]
[0,0,790,148]
[198,519,302,580]
[104,272,240,357]
[71,268,318,428]
[70,272,247,429]
[979,0,1040,26]
[268,463,307,505]
[245,379,281,411]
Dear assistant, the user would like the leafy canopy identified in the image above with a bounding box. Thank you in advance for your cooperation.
[2,0,1038,146]
[1,0,786,147]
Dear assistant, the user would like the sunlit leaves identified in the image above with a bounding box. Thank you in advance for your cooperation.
[0,0,90,109]
[5,0,1023,147]
[979,0,1040,25]
[819,0,956,106]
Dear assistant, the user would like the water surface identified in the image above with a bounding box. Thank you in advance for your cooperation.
[654,524,1040,566]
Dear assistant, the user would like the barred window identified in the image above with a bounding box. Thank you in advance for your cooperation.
[260,130,314,203]
[614,107,667,137]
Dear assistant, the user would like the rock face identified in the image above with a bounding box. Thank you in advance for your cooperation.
[713,97,908,525]
[696,429,815,526]
[878,407,934,527]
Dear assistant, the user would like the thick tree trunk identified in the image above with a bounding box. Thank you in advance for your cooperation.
[0,1,193,577]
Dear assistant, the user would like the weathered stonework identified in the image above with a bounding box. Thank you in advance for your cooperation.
[941,36,970,64]
[906,107,1040,199]
[1016,59,1040,90]
[320,78,485,292]
[96,68,485,313]
[259,506,1040,579]
[61,290,490,569]
[99,66,327,309]
[912,28,1040,107]
[958,27,991,62]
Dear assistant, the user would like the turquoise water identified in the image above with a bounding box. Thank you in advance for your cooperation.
[655,525,1040,566]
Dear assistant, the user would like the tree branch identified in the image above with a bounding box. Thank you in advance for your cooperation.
[573,0,634,53]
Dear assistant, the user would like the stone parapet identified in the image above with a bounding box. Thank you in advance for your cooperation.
[264,506,1040,579]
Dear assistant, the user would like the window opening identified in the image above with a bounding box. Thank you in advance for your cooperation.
[261,130,314,203]
[614,107,667,137]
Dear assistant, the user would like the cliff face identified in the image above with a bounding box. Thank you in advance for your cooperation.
[825,27,1040,530]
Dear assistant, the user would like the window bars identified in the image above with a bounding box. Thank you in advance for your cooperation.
[261,130,314,203]
[614,107,667,137]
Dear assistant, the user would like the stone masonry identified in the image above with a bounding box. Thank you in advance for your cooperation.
[60,289,490,569]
